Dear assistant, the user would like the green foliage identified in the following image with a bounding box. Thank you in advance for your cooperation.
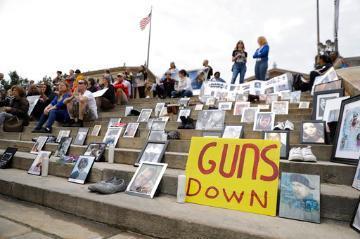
[1,71,29,90]
[42,75,53,87]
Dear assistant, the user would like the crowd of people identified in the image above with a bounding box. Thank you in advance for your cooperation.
[0,35,349,131]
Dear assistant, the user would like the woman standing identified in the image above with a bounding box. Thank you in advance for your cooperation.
[231,40,248,84]
[32,81,71,133]
[134,65,147,98]
[253,36,270,81]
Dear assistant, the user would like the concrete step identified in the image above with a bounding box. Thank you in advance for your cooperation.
[0,169,358,239]
[2,146,356,185]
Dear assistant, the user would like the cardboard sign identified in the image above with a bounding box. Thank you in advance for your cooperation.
[185,137,280,216]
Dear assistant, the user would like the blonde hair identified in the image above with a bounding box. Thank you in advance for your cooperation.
[257,36,268,46]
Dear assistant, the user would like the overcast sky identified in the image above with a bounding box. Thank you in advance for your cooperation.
[0,0,359,82]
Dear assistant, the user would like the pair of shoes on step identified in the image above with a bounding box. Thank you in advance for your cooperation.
[289,146,317,162]
[273,120,294,130]
[88,177,127,194]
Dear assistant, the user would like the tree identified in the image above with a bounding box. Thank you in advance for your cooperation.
[42,75,53,87]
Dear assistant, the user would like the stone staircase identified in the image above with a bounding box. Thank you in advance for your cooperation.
[0,92,359,239]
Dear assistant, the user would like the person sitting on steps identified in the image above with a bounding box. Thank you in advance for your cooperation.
[63,79,98,127]
[171,69,193,98]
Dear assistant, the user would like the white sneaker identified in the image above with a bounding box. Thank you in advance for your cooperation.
[289,147,303,161]
[273,122,285,130]
[302,146,317,162]
[284,120,294,131]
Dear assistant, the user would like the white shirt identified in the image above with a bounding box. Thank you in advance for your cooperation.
[123,80,131,97]
[176,77,193,92]
[83,90,98,119]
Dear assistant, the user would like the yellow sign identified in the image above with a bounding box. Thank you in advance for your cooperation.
[185,137,280,216]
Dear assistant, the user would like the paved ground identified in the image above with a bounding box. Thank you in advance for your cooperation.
[0,195,152,239]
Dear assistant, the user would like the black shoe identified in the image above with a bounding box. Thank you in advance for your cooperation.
[63,119,75,127]
[32,128,42,133]
[71,120,83,127]
[38,127,52,133]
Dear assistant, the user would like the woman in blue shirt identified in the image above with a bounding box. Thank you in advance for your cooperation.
[32,81,71,133]
[253,36,269,81]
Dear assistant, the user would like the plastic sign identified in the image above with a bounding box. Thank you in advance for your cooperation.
[185,137,280,216]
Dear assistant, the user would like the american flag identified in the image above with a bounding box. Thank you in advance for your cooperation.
[139,12,151,31]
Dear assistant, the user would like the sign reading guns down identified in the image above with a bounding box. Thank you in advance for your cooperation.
[185,138,280,216]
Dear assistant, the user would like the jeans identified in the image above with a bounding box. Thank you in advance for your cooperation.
[255,59,268,81]
[231,62,247,84]
[36,109,69,129]
[171,90,193,98]
[0,112,14,126]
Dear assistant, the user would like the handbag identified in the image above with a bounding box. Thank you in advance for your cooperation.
[3,116,24,132]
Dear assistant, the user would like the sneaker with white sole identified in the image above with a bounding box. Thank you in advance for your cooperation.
[273,122,285,130]
[302,146,317,162]
[288,147,303,161]
[284,120,294,131]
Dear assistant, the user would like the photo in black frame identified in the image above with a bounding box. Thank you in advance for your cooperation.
[331,95,360,165]
[262,131,290,159]
[312,89,344,120]
[350,196,360,232]
[314,79,342,93]
[54,137,72,157]
[73,128,89,145]
[84,143,106,162]
[0,147,17,169]
[135,141,169,166]
[300,120,326,144]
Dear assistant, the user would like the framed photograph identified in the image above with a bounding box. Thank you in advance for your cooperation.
[177,109,191,122]
[332,95,360,165]
[271,101,289,115]
[194,104,204,111]
[30,136,48,154]
[157,116,169,122]
[233,102,250,116]
[84,143,106,162]
[196,110,225,131]
[253,112,275,131]
[90,125,101,136]
[159,106,168,116]
[73,128,89,146]
[299,101,310,109]
[135,141,169,166]
[68,155,95,184]
[0,147,17,169]
[151,120,167,131]
[311,67,338,95]
[205,97,216,106]
[263,131,290,159]
[290,91,301,104]
[103,126,123,147]
[54,137,72,157]
[351,197,360,232]
[241,107,259,123]
[154,103,165,117]
[178,97,190,107]
[265,93,278,104]
[301,121,325,144]
[218,102,233,111]
[312,89,344,120]
[27,95,40,116]
[279,172,320,223]
[235,94,248,102]
[56,130,71,143]
[222,126,243,139]
[258,104,270,110]
[123,123,139,138]
[323,96,350,123]
[125,106,133,117]
[280,91,291,101]
[314,79,342,93]
[202,131,222,138]
[126,162,168,198]
[352,161,360,190]
[148,130,168,142]
[137,109,153,122]
[28,151,51,176]
[108,118,122,128]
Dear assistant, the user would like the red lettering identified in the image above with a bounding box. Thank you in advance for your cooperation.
[205,186,219,199]
[219,144,240,178]
[250,190,268,208]
[223,188,244,203]
[260,144,279,182]
[237,143,260,179]
[198,142,217,174]
[186,178,201,196]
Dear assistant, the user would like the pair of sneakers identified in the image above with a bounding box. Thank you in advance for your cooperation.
[289,146,317,162]
[88,177,127,194]
[273,120,294,130]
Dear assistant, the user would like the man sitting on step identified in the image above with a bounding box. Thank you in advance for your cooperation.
[64,79,98,127]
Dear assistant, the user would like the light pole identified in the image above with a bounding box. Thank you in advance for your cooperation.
[316,0,320,55]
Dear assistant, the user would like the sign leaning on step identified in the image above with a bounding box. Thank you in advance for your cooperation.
[185,137,280,216]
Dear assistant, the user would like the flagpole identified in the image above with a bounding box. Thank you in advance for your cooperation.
[146,7,152,68]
